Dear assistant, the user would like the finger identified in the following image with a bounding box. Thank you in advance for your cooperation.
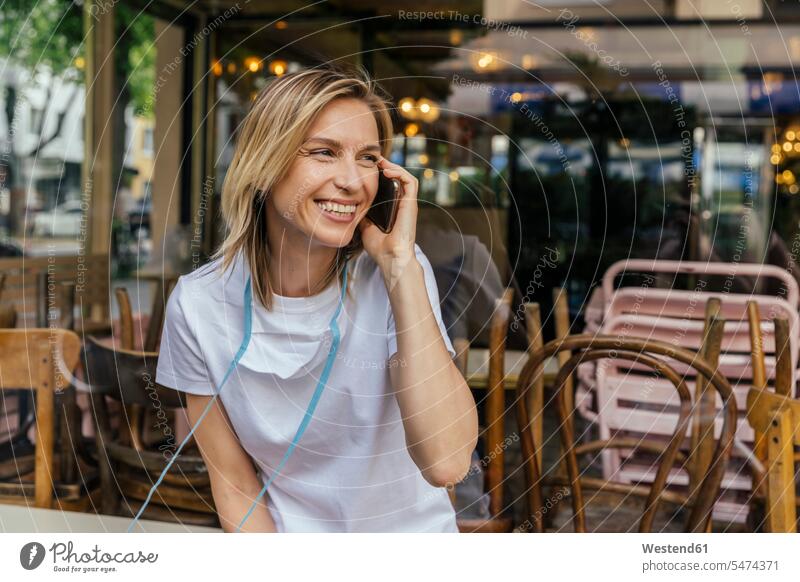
[377,156,409,175]
[358,215,377,233]
[377,157,418,201]
[380,166,416,190]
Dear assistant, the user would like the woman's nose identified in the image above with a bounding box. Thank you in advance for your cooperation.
[332,158,367,193]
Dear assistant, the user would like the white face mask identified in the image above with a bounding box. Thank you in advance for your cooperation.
[239,288,350,380]
[208,252,351,381]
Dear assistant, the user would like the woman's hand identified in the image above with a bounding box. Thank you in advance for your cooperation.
[358,156,419,290]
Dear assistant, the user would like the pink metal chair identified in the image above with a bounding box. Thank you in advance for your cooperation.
[581,259,799,524]
[601,259,799,311]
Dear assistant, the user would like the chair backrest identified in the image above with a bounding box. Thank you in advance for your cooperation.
[602,259,800,310]
[604,288,799,375]
[552,289,574,412]
[0,254,110,327]
[84,337,209,497]
[452,338,470,378]
[115,287,135,350]
[483,287,514,518]
[0,329,81,508]
[523,302,545,472]
[0,274,16,328]
[84,336,183,409]
[0,305,16,329]
[516,334,737,533]
[746,303,798,532]
[745,388,800,532]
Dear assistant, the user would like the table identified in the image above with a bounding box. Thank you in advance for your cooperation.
[0,504,220,533]
[464,349,557,390]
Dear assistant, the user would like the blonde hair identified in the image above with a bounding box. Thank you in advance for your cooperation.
[215,64,395,310]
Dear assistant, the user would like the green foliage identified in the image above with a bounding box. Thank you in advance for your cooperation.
[116,2,155,118]
[0,0,84,79]
[0,1,155,114]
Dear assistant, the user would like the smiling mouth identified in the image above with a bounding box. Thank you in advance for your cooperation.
[314,200,358,216]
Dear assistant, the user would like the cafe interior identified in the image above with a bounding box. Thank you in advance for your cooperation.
[1,0,800,533]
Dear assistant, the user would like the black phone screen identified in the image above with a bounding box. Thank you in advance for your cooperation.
[366,173,400,233]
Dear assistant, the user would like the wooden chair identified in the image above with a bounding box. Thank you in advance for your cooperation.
[138,273,179,352]
[0,298,29,482]
[523,302,545,473]
[544,291,725,529]
[745,388,800,532]
[0,329,82,509]
[552,289,574,414]
[745,303,800,532]
[450,288,516,532]
[0,306,17,329]
[449,337,471,506]
[515,334,737,533]
[0,275,25,465]
[114,288,145,450]
[0,254,112,333]
[84,336,217,526]
[32,272,100,489]
[0,273,16,328]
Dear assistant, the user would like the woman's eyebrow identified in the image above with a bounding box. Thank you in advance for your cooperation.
[305,136,381,152]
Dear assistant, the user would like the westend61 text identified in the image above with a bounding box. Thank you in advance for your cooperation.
[642,543,708,554]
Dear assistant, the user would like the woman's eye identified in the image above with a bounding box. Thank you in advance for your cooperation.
[312,149,335,158]
[360,155,379,164]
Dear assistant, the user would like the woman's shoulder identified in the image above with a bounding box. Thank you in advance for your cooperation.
[170,245,435,309]
[169,254,247,309]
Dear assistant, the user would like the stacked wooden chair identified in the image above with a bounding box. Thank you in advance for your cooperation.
[745,302,800,532]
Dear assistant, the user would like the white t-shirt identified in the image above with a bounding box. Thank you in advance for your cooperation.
[155,244,459,532]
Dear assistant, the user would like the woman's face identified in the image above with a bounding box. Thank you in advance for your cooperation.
[266,97,382,249]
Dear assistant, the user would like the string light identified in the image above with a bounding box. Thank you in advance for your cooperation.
[398,97,417,120]
[269,60,287,76]
[244,57,261,73]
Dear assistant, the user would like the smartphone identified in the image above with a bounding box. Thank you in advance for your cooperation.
[366,172,401,233]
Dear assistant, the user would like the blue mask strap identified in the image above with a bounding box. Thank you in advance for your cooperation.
[127,277,254,532]
[235,259,349,532]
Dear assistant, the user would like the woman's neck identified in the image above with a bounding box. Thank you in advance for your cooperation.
[266,229,339,298]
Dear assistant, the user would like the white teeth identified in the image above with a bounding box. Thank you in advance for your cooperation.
[316,201,356,215]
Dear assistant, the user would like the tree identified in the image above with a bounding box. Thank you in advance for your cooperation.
[0,0,84,234]
[0,0,154,236]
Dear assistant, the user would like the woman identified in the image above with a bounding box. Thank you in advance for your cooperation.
[155,66,478,532]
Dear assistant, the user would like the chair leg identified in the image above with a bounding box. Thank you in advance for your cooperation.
[765,407,798,533]
[90,391,119,515]
[58,387,80,484]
